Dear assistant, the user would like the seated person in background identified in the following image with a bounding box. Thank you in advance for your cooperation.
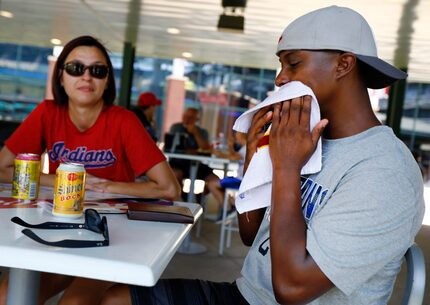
[168,107,221,202]
[210,131,247,220]
[98,6,424,305]
[0,35,180,305]
[169,107,211,154]
[131,91,161,142]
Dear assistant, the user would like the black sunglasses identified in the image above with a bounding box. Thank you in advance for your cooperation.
[11,209,109,248]
[63,62,109,79]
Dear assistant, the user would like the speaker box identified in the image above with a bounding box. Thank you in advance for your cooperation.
[217,14,244,31]
[222,0,247,7]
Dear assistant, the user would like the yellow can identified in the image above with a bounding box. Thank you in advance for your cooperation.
[53,162,86,218]
[12,153,41,200]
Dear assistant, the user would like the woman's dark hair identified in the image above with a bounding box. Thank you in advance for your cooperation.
[51,35,116,106]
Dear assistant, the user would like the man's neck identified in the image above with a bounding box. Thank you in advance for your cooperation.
[321,86,381,139]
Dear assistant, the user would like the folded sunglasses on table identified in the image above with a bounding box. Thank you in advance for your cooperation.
[11,209,109,248]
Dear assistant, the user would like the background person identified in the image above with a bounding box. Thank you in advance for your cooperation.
[98,6,424,305]
[168,107,221,203]
[131,91,161,142]
[0,35,180,305]
[169,107,211,154]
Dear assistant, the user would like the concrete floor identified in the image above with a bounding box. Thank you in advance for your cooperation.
[162,216,247,283]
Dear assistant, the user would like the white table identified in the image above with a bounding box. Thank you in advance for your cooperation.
[164,153,233,254]
[164,152,233,203]
[0,184,202,305]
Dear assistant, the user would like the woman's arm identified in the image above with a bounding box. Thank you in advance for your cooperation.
[85,161,181,200]
[0,147,56,186]
[0,146,15,182]
[40,173,56,186]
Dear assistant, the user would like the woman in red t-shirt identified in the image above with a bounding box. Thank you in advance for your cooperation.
[0,36,180,305]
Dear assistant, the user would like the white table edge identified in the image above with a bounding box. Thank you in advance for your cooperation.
[0,224,192,287]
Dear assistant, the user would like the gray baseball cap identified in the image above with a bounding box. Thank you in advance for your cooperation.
[276,6,407,89]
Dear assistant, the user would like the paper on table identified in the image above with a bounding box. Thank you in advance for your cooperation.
[232,81,322,213]
[36,200,128,214]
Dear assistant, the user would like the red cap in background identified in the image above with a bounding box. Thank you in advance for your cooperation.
[137,92,162,107]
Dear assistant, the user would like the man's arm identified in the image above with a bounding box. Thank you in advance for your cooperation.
[237,107,272,246]
[187,125,211,151]
[211,133,244,161]
[269,97,332,304]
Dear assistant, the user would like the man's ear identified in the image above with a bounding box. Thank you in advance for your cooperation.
[335,53,357,80]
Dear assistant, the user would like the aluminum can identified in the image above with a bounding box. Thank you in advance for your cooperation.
[53,162,86,218]
[12,153,41,200]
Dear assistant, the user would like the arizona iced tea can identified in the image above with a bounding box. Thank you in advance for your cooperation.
[12,153,41,200]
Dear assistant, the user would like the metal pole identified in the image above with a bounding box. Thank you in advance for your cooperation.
[386,75,407,137]
[7,268,40,305]
[118,42,135,109]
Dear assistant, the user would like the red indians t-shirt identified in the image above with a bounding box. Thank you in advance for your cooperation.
[6,100,165,182]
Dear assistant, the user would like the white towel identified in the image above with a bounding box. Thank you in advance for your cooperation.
[232,81,322,213]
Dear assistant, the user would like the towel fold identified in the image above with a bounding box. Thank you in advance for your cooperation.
[232,81,322,213]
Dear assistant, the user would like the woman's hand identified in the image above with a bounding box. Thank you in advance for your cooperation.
[85,174,112,193]
[269,95,328,172]
[0,147,15,183]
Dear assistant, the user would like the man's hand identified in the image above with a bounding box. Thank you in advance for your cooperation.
[184,122,211,151]
[243,106,273,174]
[269,95,328,172]
[184,123,198,135]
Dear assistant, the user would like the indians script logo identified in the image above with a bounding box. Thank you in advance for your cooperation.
[258,176,328,256]
[48,142,117,168]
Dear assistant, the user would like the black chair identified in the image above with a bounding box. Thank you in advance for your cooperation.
[0,121,20,147]
[164,132,187,153]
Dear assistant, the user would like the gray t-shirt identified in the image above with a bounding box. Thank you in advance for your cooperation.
[169,123,209,150]
[236,126,425,305]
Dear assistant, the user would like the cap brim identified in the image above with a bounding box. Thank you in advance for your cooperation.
[356,54,407,89]
[138,99,161,107]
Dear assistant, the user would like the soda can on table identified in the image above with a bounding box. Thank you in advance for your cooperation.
[53,162,86,218]
[12,153,41,200]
